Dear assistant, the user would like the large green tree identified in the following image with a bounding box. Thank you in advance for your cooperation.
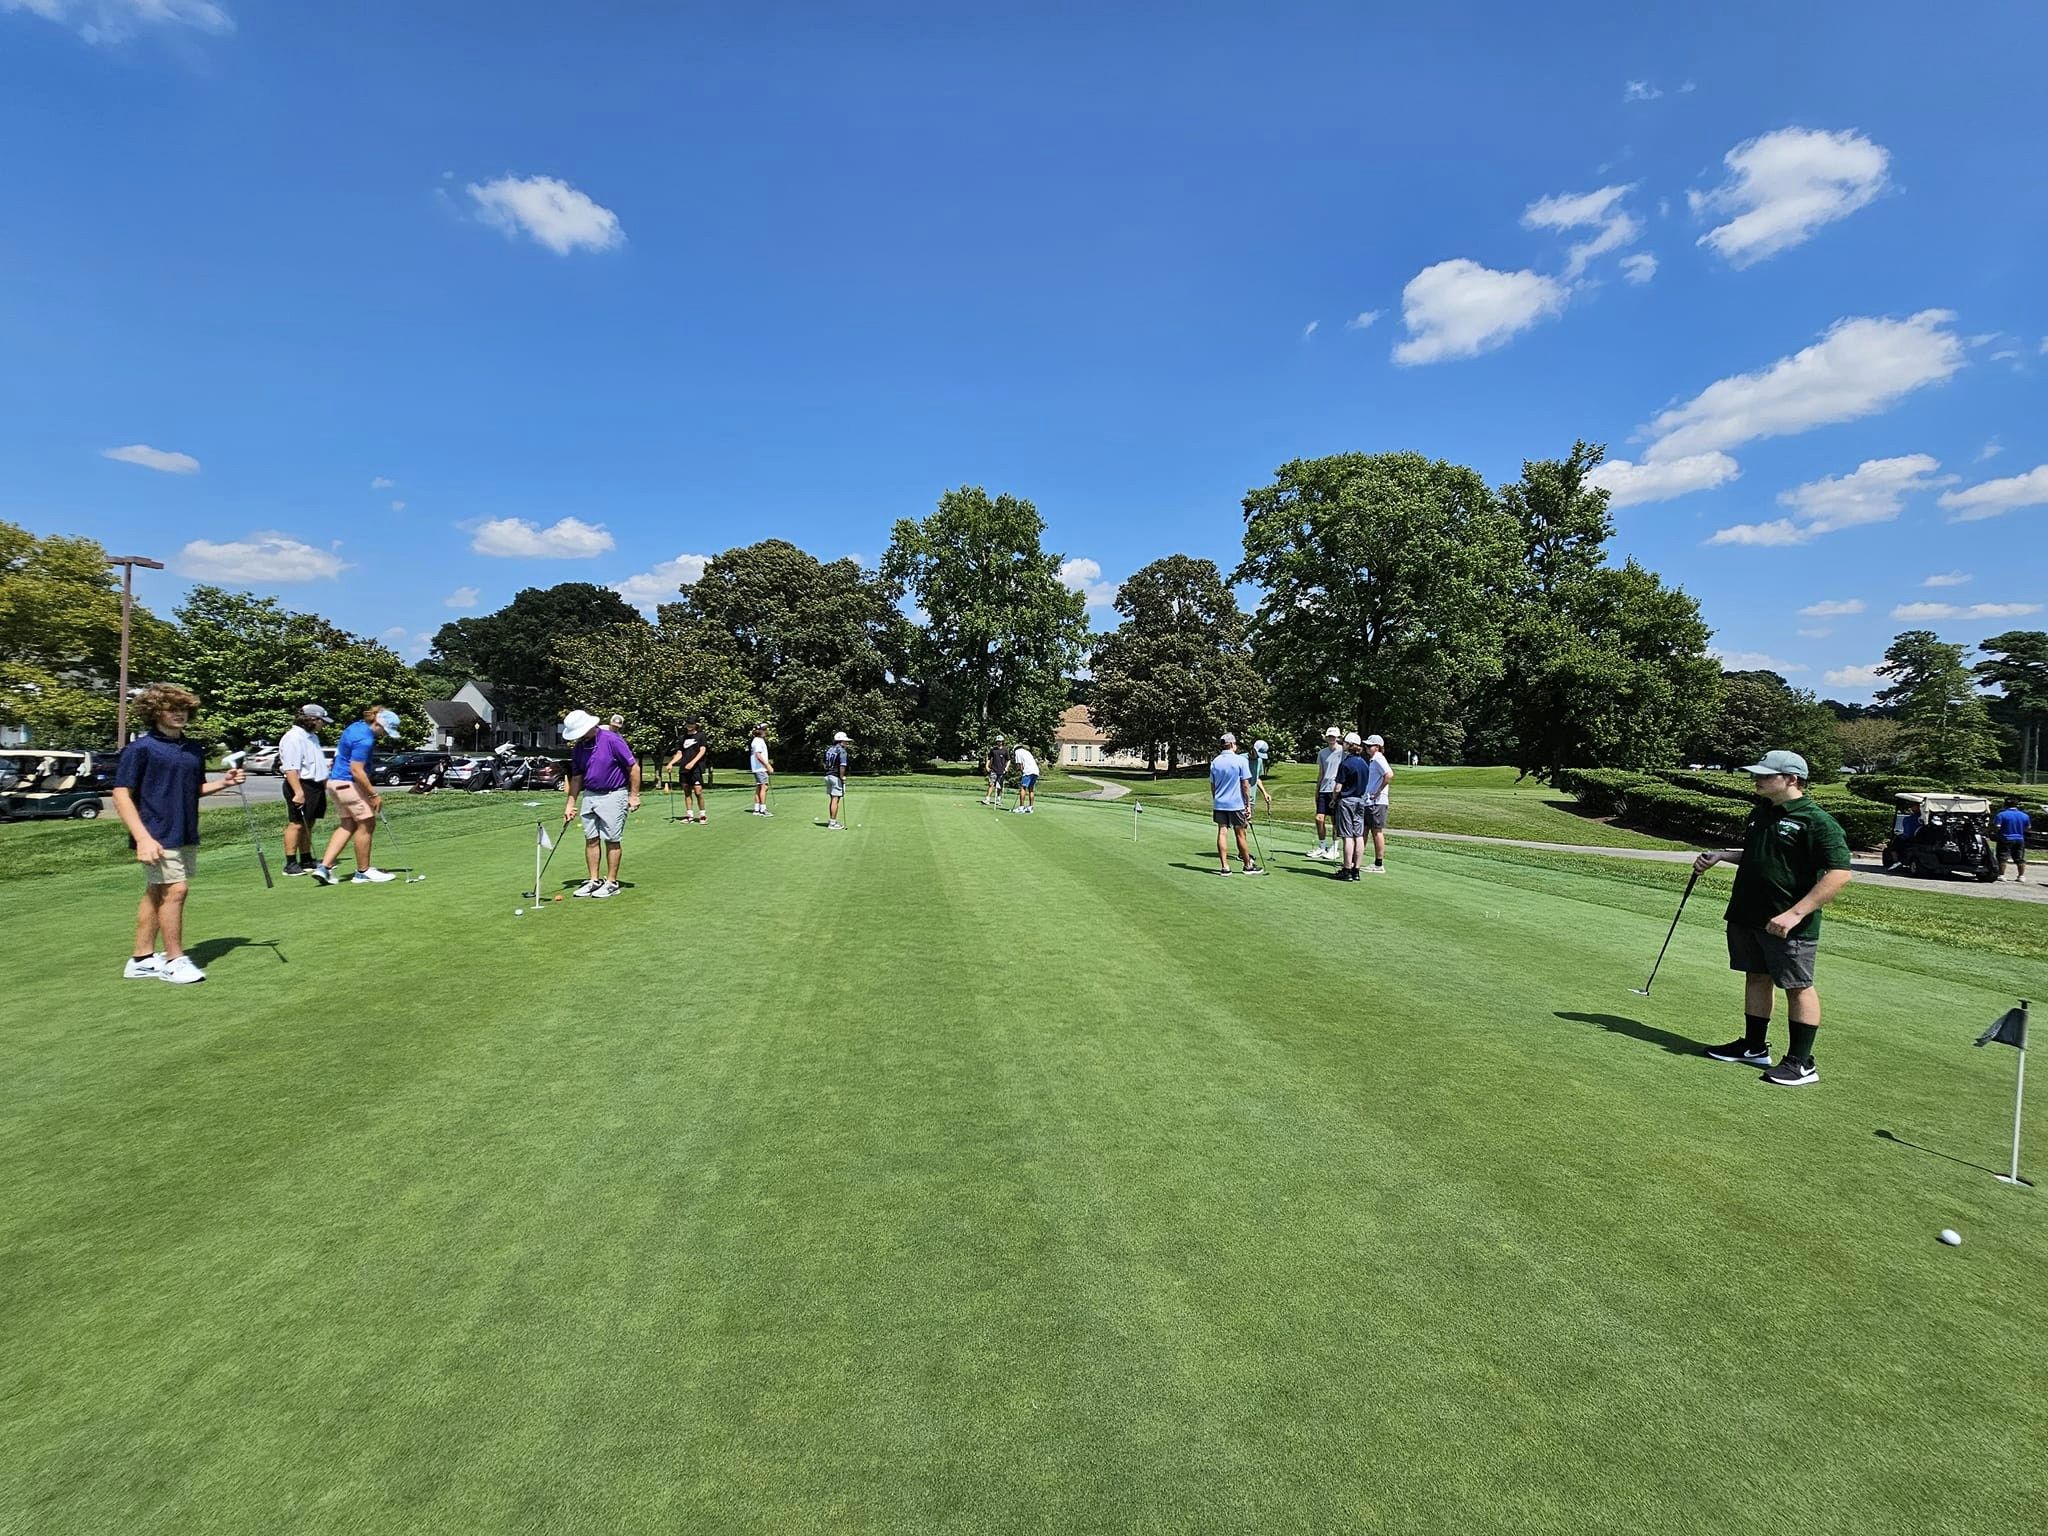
[426,583,642,724]
[174,586,423,748]
[0,520,177,742]
[882,488,1088,756]
[654,540,922,768]
[1089,555,1267,771]
[1689,670,1843,781]
[1875,629,2001,781]
[1482,444,1720,776]
[1234,452,1519,757]
[553,622,763,763]
[1975,630,2048,782]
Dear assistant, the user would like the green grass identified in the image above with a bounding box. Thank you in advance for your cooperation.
[1114,762,1690,849]
[4,787,2044,1534]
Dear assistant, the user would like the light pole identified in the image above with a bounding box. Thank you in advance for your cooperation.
[105,555,164,748]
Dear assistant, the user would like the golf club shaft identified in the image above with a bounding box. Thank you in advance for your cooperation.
[1639,866,1701,992]
[235,780,273,888]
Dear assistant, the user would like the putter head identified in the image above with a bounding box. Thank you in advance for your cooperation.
[1628,986,1653,996]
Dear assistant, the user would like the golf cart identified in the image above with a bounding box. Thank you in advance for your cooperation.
[0,749,104,821]
[1881,793,2000,882]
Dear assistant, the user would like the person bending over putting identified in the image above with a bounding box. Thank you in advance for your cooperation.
[310,705,402,885]
[666,721,709,823]
[1331,732,1369,881]
[983,735,1008,807]
[825,731,852,828]
[563,709,640,898]
[109,684,246,984]
[1696,750,1852,1087]
[1209,732,1259,875]
[1012,743,1040,814]
[749,724,774,816]
[1312,726,1344,859]
[1361,733,1393,874]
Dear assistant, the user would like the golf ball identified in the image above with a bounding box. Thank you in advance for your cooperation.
[1939,1228,1962,1247]
[514,908,524,916]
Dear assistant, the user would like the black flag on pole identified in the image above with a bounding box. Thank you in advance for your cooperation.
[1975,1001,2029,1051]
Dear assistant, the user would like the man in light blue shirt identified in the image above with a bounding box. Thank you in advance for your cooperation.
[1209,732,1260,876]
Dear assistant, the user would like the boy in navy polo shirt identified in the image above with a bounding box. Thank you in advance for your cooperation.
[109,684,246,984]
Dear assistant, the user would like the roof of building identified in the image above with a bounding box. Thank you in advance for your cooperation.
[423,699,486,730]
[1053,704,1108,745]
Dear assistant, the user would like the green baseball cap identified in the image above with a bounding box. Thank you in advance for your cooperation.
[1741,749,1808,778]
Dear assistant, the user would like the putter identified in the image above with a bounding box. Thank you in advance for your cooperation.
[220,751,273,889]
[377,808,428,883]
[1243,813,1272,875]
[1631,866,1702,996]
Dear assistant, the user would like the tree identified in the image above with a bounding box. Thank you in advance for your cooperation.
[1089,555,1267,771]
[655,540,922,768]
[1875,629,2001,782]
[174,586,423,747]
[553,622,763,762]
[426,583,642,724]
[0,520,177,742]
[1834,715,1905,774]
[1690,670,1842,782]
[882,488,1088,756]
[1975,630,2048,782]
[1234,452,1520,757]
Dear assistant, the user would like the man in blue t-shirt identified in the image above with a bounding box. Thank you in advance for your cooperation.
[1995,798,2032,882]
[310,704,403,885]
[109,684,246,984]
[1209,733,1259,876]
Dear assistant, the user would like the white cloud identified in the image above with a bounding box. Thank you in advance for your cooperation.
[1891,601,2042,622]
[1824,663,1886,688]
[1690,127,1889,267]
[444,585,481,609]
[1705,518,1806,547]
[467,174,624,255]
[1392,259,1568,365]
[1345,310,1381,330]
[390,500,406,513]
[5,0,232,43]
[1680,80,1697,94]
[1990,348,2020,362]
[1301,319,1319,339]
[371,475,394,489]
[1058,557,1120,610]
[1637,310,1962,463]
[1716,453,1944,547]
[470,516,615,559]
[1938,464,2048,522]
[611,553,709,613]
[1619,252,1658,284]
[103,443,199,474]
[176,533,347,584]
[1622,80,1662,101]
[1921,571,1970,588]
[380,626,433,661]
[2040,336,2048,356]
[1587,450,1739,507]
[1711,648,1807,673]
[1799,598,1864,617]
[1522,184,1643,279]
[1976,440,2002,462]
[1797,627,1832,639]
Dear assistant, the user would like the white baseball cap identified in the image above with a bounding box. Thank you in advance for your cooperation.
[1365,734,1384,747]
[608,714,624,727]
[1344,731,1362,746]
[560,709,600,742]
[1221,731,1237,744]
[1253,739,1269,756]
[833,731,853,743]
[373,709,401,738]
[1323,726,1342,739]
[298,703,331,721]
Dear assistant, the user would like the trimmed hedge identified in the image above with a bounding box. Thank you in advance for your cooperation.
[1846,774,1952,804]
[1557,766,1891,847]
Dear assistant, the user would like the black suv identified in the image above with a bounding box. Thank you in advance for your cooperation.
[368,751,453,787]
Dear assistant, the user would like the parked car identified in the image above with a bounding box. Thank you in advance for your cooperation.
[514,757,564,791]
[0,749,104,821]
[368,750,452,787]
[441,755,499,790]
[242,742,282,774]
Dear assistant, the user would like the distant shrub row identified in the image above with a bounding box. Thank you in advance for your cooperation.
[1553,767,1892,847]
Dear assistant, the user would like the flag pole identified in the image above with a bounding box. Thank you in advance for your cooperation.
[1997,1045,2026,1186]
[534,820,544,913]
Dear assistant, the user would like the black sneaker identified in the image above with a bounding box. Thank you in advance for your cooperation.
[1215,867,1234,877]
[1761,1057,1819,1087]
[283,859,306,877]
[1332,868,1350,881]
[1705,1039,1772,1067]
[1349,869,1363,882]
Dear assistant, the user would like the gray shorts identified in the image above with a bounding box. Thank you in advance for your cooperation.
[580,787,629,843]
[1726,923,1817,990]
[753,769,770,785]
[825,774,845,797]
[1363,802,1388,830]
[1333,797,1367,838]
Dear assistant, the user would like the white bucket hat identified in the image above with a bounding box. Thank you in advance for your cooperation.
[560,709,600,743]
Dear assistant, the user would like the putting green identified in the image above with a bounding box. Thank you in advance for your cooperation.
[3,786,2043,1534]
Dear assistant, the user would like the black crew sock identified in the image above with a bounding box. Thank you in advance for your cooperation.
[1788,1021,1818,1066]
[1373,858,1384,868]
[1744,1013,1770,1051]
[133,952,153,962]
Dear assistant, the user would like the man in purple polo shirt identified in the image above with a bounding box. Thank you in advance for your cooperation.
[561,709,642,899]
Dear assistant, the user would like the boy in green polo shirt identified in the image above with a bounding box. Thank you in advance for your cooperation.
[1693,750,1853,1087]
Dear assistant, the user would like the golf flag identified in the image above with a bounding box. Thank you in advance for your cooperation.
[1975,1002,2028,1051]
[537,823,554,851]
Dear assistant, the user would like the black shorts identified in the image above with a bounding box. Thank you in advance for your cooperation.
[290,780,328,823]
[1316,790,1335,816]
[1213,808,1248,829]
[1998,841,2026,867]
[678,770,703,788]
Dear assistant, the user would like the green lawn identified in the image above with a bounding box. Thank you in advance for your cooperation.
[3,784,2043,1534]
[1110,762,1691,849]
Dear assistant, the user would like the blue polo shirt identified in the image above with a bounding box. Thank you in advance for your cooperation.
[114,730,206,848]
[1335,752,1369,799]
[329,720,376,784]
[1996,807,2031,842]
[1210,751,1250,811]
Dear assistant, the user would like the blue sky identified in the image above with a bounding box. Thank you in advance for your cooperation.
[4,0,2044,699]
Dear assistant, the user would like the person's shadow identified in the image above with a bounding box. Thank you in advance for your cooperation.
[188,936,287,968]
[1553,1011,1709,1057]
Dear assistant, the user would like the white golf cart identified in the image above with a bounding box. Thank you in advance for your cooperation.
[1880,792,2000,882]
[0,749,103,821]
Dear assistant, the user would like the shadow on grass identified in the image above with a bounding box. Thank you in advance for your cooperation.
[1873,1128,2022,1181]
[189,936,287,968]
[1554,1010,1711,1058]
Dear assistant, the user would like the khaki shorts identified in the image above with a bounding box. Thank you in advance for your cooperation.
[146,845,198,886]
[330,779,376,825]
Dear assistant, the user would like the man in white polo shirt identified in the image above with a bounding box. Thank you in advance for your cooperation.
[1312,726,1344,860]
[1361,733,1394,874]
[278,703,331,877]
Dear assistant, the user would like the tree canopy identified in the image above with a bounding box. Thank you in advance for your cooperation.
[1690,669,1842,782]
[1975,629,2048,781]
[1089,555,1266,770]
[1876,629,2001,781]
[427,583,642,725]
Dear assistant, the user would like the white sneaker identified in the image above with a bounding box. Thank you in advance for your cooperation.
[157,955,206,985]
[591,880,619,900]
[123,953,165,979]
[1364,864,1387,875]
[827,820,843,829]
[571,878,603,897]
[351,868,397,884]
